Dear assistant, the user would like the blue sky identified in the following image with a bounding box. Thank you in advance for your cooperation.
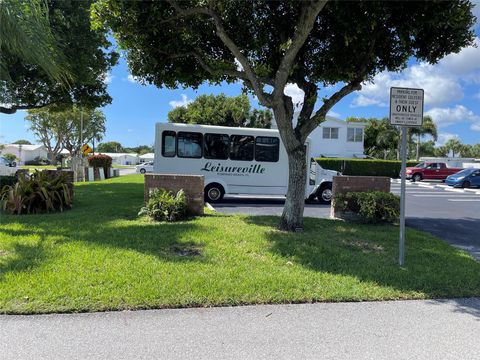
[1,4,479,148]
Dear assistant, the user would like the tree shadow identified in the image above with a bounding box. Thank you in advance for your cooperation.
[427,298,480,320]
[0,241,49,281]
[242,215,480,316]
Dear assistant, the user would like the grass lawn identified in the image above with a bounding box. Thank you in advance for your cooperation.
[1,175,479,314]
[21,165,57,171]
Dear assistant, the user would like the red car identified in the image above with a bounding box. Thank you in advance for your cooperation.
[405,162,463,182]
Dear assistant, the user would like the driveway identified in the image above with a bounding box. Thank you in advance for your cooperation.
[1,299,479,360]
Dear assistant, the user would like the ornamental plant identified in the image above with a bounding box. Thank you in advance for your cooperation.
[0,171,73,215]
[87,154,113,176]
[138,188,188,222]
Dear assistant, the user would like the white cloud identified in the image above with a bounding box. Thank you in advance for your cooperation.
[352,37,480,108]
[104,72,114,84]
[326,110,341,118]
[169,94,192,108]
[127,74,140,83]
[426,105,480,129]
[437,132,460,146]
[284,83,304,106]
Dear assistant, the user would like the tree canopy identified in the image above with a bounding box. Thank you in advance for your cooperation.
[1,0,118,114]
[168,94,272,128]
[97,141,124,153]
[13,140,33,145]
[93,0,476,230]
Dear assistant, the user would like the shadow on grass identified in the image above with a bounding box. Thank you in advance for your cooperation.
[0,241,49,281]
[243,215,480,316]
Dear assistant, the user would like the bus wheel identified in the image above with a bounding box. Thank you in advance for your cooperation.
[205,183,224,203]
[317,183,332,204]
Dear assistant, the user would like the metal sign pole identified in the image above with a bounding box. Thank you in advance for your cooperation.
[399,126,407,266]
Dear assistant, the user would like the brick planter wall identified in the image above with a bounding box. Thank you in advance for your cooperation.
[144,174,204,215]
[331,175,390,219]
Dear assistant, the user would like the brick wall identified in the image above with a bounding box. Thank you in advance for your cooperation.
[144,174,204,215]
[331,175,390,218]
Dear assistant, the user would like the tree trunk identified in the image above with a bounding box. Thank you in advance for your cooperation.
[279,146,307,231]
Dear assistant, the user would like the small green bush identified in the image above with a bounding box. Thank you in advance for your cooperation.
[0,171,73,215]
[2,153,18,163]
[24,156,50,166]
[335,191,400,224]
[316,158,418,178]
[139,188,188,222]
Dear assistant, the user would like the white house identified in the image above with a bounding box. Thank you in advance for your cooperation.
[139,153,155,163]
[0,144,48,164]
[271,115,366,158]
[99,152,139,165]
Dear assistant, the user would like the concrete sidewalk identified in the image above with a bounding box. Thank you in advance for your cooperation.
[2,298,479,360]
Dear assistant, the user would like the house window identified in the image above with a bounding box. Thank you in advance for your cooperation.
[162,131,176,157]
[230,135,254,161]
[204,133,229,160]
[347,128,363,142]
[322,127,339,139]
[177,132,203,158]
[255,136,279,162]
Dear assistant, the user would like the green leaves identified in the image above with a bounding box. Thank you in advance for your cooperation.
[139,188,188,222]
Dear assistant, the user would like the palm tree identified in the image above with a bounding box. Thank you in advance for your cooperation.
[409,116,438,160]
[444,138,463,157]
[376,124,401,159]
[0,0,71,84]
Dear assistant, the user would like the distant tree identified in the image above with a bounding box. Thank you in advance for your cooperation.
[409,116,438,160]
[470,144,480,158]
[168,94,272,128]
[13,139,33,145]
[434,145,449,157]
[418,140,436,158]
[444,138,463,158]
[1,0,118,115]
[94,0,476,231]
[97,141,124,153]
[26,109,66,165]
[62,107,107,157]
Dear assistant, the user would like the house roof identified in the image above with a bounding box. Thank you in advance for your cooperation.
[4,144,46,151]
[139,153,155,158]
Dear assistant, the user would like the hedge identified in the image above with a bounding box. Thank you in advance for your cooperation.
[315,158,419,178]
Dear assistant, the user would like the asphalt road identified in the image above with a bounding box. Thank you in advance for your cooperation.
[2,298,479,360]
[214,180,480,259]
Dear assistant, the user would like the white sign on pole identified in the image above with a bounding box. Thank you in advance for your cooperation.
[389,87,424,127]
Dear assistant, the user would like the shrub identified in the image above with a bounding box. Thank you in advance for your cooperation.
[2,153,18,163]
[139,188,188,222]
[87,154,113,177]
[316,158,418,178]
[335,191,400,224]
[24,156,50,166]
[0,175,17,189]
[0,171,73,215]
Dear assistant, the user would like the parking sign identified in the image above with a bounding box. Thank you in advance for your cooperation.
[389,87,424,127]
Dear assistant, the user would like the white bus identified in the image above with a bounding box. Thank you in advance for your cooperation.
[153,123,339,203]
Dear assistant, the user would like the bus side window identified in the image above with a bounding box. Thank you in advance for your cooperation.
[255,136,279,162]
[177,131,203,158]
[204,133,229,160]
[162,131,176,157]
[230,135,254,161]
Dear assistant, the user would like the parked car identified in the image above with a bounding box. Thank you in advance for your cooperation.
[0,156,19,176]
[405,162,463,182]
[136,161,154,174]
[445,168,480,188]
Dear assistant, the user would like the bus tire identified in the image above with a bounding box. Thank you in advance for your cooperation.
[316,183,333,204]
[204,183,225,203]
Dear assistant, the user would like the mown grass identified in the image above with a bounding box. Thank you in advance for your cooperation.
[1,175,479,314]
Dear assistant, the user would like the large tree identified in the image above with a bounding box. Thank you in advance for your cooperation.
[409,116,438,160]
[26,109,67,164]
[97,141,124,153]
[168,93,272,128]
[93,0,476,230]
[0,0,118,115]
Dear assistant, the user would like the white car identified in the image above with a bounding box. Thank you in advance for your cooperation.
[0,156,19,176]
[136,161,154,174]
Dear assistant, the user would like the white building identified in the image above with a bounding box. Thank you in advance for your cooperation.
[272,115,366,158]
[0,144,48,164]
[139,153,155,163]
[99,153,139,165]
